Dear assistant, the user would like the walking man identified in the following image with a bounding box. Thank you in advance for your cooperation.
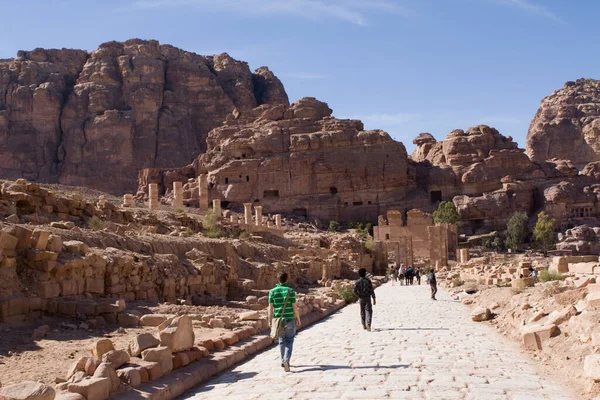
[354,268,376,331]
[268,272,302,372]
[427,268,438,300]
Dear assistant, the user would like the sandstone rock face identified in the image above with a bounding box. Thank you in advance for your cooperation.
[526,78,600,167]
[141,97,412,222]
[0,39,288,194]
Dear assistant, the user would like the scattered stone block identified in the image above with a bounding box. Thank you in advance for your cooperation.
[0,381,55,400]
[238,311,260,321]
[511,277,535,291]
[521,323,557,350]
[117,312,139,327]
[67,377,110,400]
[67,357,90,380]
[91,338,115,360]
[548,306,578,326]
[585,355,600,381]
[212,338,225,350]
[32,324,50,340]
[128,333,160,357]
[84,358,102,376]
[209,318,225,328]
[92,362,120,393]
[139,314,167,326]
[101,350,129,369]
[471,307,491,322]
[55,393,86,400]
[116,367,141,388]
[142,346,173,375]
[158,315,194,353]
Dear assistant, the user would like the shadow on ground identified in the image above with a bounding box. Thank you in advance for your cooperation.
[293,364,409,373]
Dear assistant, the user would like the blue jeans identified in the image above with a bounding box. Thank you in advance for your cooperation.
[279,319,296,363]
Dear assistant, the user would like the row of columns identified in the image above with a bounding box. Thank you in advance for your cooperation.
[144,179,281,230]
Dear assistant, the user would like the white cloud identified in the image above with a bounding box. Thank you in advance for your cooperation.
[491,0,565,23]
[128,0,411,25]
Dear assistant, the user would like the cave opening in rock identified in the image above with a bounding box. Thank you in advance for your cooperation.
[330,187,338,195]
[263,190,280,198]
[430,190,442,203]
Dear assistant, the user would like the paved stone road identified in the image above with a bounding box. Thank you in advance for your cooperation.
[182,283,574,400]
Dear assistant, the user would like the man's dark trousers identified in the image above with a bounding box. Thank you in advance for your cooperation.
[430,283,438,299]
[359,297,372,328]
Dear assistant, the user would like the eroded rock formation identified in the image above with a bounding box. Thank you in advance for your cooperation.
[526,78,600,167]
[0,39,288,194]
[139,97,415,222]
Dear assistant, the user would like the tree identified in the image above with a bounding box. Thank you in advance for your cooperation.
[533,211,556,255]
[432,201,460,225]
[506,212,529,252]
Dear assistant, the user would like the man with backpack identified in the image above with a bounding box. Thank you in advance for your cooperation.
[354,268,376,331]
[427,268,438,300]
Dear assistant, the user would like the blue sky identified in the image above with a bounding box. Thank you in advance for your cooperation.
[1,0,598,153]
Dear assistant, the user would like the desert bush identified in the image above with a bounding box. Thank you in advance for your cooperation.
[203,210,221,238]
[337,285,358,304]
[364,239,377,252]
[538,269,565,282]
[238,231,251,240]
[175,206,185,214]
[328,221,341,232]
[452,277,465,287]
[432,201,460,225]
[506,211,528,252]
[87,216,105,231]
[491,237,504,251]
[533,212,557,255]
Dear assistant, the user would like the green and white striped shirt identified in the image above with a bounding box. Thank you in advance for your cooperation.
[268,283,296,319]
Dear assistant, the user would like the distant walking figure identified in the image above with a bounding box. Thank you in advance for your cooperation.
[428,268,438,300]
[354,268,376,331]
[268,272,302,372]
[415,268,421,285]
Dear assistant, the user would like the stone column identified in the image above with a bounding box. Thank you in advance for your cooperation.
[198,174,209,212]
[149,184,159,210]
[267,221,273,229]
[230,214,238,224]
[213,199,222,217]
[244,203,252,225]
[122,194,134,207]
[459,248,470,263]
[173,181,184,209]
[275,214,282,230]
[254,206,263,227]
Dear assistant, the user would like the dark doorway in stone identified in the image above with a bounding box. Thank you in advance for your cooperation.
[430,190,442,203]
[264,190,279,198]
[225,177,229,184]
[330,187,338,195]
[353,201,363,206]
[293,208,308,217]
[221,201,231,209]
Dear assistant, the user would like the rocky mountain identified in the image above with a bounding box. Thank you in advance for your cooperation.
[0,39,288,194]
[526,78,600,167]
[138,97,414,222]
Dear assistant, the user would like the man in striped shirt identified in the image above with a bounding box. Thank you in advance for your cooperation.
[268,272,302,372]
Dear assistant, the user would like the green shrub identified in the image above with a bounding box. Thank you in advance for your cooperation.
[87,216,105,231]
[175,206,185,214]
[337,285,358,304]
[538,269,565,282]
[328,221,341,232]
[491,237,504,251]
[533,212,557,255]
[203,210,221,238]
[482,238,492,249]
[506,211,528,252]
[432,201,460,225]
[364,239,376,252]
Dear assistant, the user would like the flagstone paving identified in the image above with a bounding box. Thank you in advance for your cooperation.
[181,283,574,400]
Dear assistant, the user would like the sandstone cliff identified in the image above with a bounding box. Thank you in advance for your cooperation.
[526,78,600,167]
[0,39,288,194]
[139,97,417,222]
